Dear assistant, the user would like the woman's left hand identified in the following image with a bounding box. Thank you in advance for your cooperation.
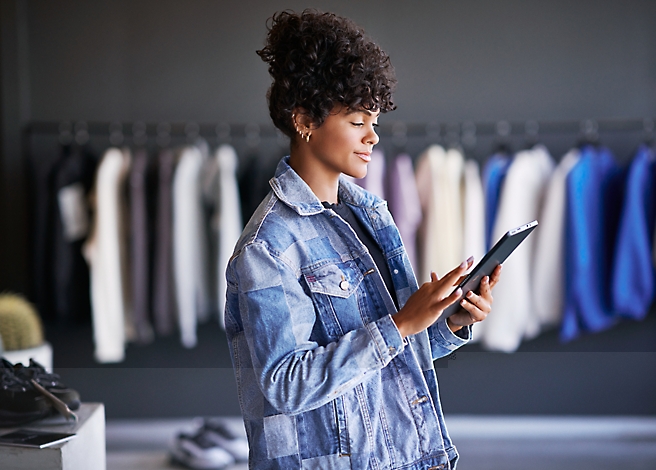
[446,264,502,332]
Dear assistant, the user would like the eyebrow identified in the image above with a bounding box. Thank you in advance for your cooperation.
[346,108,379,117]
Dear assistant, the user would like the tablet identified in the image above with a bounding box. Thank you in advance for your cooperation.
[441,220,538,320]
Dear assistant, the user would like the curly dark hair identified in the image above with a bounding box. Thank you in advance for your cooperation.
[256,9,397,139]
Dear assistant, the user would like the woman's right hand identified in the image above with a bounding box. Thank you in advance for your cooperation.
[392,258,473,338]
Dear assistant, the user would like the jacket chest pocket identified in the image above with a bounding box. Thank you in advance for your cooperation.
[303,261,365,340]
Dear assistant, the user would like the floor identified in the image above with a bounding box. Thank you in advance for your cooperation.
[106,415,656,470]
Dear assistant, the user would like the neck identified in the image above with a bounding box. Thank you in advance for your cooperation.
[288,148,340,204]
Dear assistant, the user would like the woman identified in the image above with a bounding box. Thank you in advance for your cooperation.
[225,10,501,469]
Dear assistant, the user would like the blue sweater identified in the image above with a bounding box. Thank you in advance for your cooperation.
[611,145,656,320]
[561,145,625,341]
[483,153,512,249]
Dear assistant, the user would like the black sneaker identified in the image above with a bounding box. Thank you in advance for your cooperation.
[0,358,53,426]
[11,359,81,411]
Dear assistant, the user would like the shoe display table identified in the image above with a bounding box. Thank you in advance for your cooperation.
[0,403,105,470]
[3,341,53,371]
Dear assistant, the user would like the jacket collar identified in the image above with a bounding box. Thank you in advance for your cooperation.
[269,156,384,216]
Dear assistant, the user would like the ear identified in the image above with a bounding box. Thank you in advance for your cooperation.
[292,108,315,131]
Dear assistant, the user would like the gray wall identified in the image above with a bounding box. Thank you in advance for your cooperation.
[2,0,656,418]
[23,0,656,123]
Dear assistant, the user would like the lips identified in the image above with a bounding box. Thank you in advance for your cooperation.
[355,152,371,162]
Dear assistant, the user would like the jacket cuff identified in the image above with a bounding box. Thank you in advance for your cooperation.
[367,314,405,366]
[436,318,471,351]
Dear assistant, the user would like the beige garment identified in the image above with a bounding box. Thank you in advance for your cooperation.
[532,149,581,330]
[480,146,554,352]
[83,147,134,363]
[173,145,210,348]
[416,145,465,282]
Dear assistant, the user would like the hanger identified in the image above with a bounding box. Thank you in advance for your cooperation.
[424,121,441,146]
[156,122,171,148]
[491,120,513,156]
[522,120,540,149]
[643,118,654,148]
[576,119,599,149]
[460,120,477,158]
[443,122,461,152]
[132,121,148,148]
[58,121,91,157]
[215,122,231,146]
[106,121,123,148]
[184,121,200,144]
[58,121,73,148]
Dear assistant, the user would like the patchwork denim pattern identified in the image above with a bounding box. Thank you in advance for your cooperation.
[225,157,471,469]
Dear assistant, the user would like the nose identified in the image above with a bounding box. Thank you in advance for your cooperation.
[365,124,379,146]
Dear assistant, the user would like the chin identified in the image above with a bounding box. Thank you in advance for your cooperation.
[346,166,368,180]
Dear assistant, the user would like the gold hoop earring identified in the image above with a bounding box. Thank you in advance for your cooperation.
[291,113,311,143]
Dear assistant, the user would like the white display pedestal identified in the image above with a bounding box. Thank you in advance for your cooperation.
[0,403,106,470]
[3,342,53,371]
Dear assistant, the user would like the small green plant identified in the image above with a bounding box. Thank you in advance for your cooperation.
[0,293,44,351]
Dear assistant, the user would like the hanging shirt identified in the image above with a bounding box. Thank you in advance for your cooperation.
[83,147,132,363]
[461,160,487,343]
[462,159,486,264]
[52,144,97,324]
[387,153,422,271]
[31,144,76,323]
[215,144,243,328]
[532,148,581,331]
[482,153,512,250]
[416,145,464,281]
[172,145,211,348]
[561,145,625,342]
[128,147,155,343]
[481,145,554,352]
[611,144,656,320]
[152,148,177,336]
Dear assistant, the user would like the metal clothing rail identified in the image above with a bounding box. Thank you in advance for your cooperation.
[23,117,655,147]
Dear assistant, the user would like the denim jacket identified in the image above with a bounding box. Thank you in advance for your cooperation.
[225,157,471,470]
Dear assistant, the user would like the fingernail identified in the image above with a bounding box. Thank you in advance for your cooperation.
[455,288,463,297]
[467,256,474,264]
[460,299,466,306]
[459,260,467,268]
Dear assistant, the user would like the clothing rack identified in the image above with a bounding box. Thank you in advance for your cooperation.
[23,117,655,142]
[23,118,655,166]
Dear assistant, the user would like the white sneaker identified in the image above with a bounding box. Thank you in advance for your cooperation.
[170,429,235,469]
[202,418,249,463]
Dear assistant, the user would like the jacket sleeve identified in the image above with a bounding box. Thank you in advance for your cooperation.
[229,241,406,415]
[427,319,471,360]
